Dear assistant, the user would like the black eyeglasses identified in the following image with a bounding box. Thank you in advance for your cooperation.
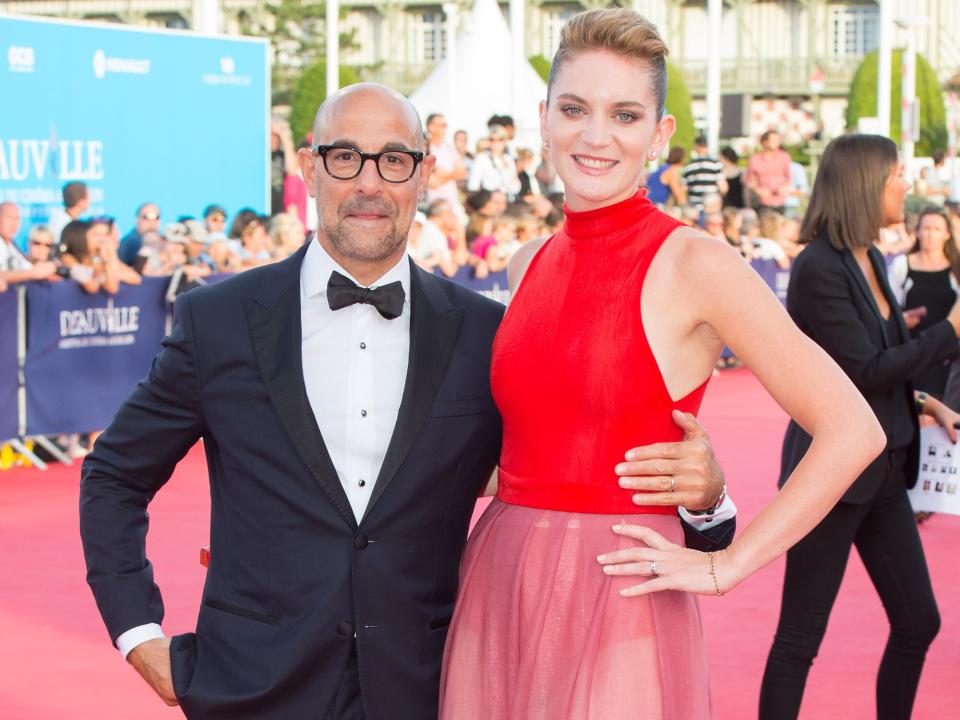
[314,144,424,183]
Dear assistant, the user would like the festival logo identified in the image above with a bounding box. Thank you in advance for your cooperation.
[7,45,35,73]
[58,298,141,349]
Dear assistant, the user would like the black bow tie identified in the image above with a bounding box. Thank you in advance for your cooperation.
[327,270,405,320]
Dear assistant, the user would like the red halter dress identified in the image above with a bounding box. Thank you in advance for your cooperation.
[440,192,713,719]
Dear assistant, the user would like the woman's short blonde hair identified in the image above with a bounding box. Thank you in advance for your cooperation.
[548,8,669,118]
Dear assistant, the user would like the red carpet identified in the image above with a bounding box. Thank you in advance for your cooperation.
[1,368,957,719]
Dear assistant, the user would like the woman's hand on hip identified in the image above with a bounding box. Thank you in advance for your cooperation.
[596,523,743,597]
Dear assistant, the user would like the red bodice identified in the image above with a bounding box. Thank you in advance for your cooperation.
[492,192,710,515]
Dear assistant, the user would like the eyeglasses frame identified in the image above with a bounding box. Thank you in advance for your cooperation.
[313,144,425,183]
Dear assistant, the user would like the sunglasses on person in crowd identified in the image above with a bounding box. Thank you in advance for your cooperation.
[314,145,424,183]
[140,211,160,221]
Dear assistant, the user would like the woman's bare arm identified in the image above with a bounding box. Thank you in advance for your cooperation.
[601,232,885,595]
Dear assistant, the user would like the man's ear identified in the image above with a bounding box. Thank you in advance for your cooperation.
[297,148,318,198]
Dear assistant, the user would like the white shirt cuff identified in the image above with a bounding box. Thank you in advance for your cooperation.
[679,493,738,529]
[116,623,166,660]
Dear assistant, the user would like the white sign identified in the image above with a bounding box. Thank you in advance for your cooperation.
[909,426,960,515]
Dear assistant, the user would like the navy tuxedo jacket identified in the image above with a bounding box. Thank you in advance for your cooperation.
[80,245,505,719]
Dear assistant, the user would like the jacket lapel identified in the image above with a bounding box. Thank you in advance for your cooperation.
[841,247,891,348]
[362,261,463,523]
[244,244,357,530]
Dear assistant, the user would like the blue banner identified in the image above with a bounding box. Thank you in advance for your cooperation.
[0,15,269,244]
[24,279,168,435]
[0,289,18,441]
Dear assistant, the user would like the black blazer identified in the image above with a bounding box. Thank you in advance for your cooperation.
[779,234,959,503]
[80,246,505,720]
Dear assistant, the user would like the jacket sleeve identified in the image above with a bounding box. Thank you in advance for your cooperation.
[79,292,205,644]
[791,253,959,395]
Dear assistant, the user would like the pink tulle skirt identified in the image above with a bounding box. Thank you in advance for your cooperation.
[439,499,711,720]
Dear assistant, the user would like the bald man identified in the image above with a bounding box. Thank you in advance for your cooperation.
[0,202,57,285]
[80,84,728,720]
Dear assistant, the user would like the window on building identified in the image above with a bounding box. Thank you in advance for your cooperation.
[409,12,446,63]
[542,7,577,57]
[829,4,879,57]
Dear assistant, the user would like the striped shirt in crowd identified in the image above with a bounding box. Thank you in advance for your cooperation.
[682,155,724,207]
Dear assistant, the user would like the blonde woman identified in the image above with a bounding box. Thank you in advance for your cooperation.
[439,9,884,718]
[269,211,307,260]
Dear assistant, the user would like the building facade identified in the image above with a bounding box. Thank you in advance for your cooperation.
[4,0,959,144]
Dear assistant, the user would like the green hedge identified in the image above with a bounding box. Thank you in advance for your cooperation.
[525,56,695,153]
[289,61,360,144]
[845,49,947,156]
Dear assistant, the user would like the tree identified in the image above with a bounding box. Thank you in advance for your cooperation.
[665,61,695,153]
[239,0,357,106]
[524,56,695,153]
[289,60,360,143]
[528,54,551,84]
[845,48,947,156]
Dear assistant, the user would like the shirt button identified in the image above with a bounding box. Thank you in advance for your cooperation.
[361,409,367,417]
[360,342,367,350]
[358,478,366,487]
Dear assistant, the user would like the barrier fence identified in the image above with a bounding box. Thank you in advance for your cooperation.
[0,289,18,443]
[0,259,791,459]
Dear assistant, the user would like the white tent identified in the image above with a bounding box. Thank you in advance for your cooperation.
[409,0,548,152]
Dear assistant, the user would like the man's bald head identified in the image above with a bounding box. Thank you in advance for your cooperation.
[312,83,426,151]
[0,202,20,243]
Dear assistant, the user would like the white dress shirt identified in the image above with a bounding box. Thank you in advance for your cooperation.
[300,239,411,521]
[116,241,411,659]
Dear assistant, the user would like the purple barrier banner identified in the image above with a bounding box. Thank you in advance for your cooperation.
[0,289,18,441]
[751,258,791,304]
[437,266,510,305]
[24,278,169,435]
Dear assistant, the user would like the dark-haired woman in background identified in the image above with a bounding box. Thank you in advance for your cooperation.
[888,207,959,397]
[720,146,745,208]
[760,135,960,720]
[60,219,141,294]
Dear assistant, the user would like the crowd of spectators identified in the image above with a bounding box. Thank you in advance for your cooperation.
[3,120,959,302]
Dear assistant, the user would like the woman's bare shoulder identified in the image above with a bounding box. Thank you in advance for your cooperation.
[658,226,739,275]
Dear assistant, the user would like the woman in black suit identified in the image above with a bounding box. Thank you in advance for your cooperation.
[759,134,960,720]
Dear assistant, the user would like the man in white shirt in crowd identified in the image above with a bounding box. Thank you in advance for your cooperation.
[424,113,467,222]
[46,182,89,246]
[0,202,58,286]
